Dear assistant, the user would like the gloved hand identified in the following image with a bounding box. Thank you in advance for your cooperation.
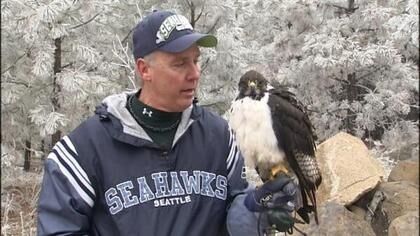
[244,173,297,212]
[244,173,298,233]
[266,209,295,233]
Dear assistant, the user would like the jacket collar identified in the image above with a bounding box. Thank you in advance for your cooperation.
[95,91,202,148]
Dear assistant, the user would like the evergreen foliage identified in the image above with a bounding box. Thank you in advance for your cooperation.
[1,0,418,168]
[1,0,418,234]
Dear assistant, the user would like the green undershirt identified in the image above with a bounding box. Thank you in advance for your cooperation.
[126,93,182,150]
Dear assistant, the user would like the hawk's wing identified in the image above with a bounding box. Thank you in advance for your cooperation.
[267,86,321,223]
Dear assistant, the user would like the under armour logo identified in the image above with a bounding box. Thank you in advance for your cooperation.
[142,108,153,117]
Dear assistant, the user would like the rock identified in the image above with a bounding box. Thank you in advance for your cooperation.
[371,181,419,235]
[315,132,385,205]
[388,143,418,161]
[388,159,419,185]
[290,202,375,236]
[378,181,419,222]
[347,205,366,220]
[388,211,419,236]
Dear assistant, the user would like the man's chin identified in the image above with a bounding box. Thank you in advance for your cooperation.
[176,99,194,112]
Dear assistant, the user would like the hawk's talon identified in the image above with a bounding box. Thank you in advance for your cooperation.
[270,165,289,180]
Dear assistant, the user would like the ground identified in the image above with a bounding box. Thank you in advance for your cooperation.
[1,167,41,236]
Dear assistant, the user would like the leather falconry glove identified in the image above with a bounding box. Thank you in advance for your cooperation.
[244,173,298,233]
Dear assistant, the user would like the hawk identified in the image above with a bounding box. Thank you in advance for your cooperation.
[228,70,322,224]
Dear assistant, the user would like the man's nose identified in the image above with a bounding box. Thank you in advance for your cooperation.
[187,62,200,81]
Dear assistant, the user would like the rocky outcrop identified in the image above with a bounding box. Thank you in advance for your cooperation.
[298,132,418,236]
[370,181,419,235]
[379,181,419,222]
[388,211,419,236]
[291,202,376,236]
[315,132,385,206]
[244,132,418,236]
[387,159,419,184]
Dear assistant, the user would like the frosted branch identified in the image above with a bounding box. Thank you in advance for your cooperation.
[3,80,30,88]
[111,35,136,89]
[69,11,102,30]
[1,52,28,75]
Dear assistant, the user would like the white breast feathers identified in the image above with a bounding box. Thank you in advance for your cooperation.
[227,93,286,172]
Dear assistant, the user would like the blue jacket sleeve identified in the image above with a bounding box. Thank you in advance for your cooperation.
[224,128,269,236]
[37,136,95,235]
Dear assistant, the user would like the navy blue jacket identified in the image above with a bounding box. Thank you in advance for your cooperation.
[37,92,261,236]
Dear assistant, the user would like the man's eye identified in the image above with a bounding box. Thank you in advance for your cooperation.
[174,62,185,67]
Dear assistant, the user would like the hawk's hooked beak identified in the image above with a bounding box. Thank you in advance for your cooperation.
[248,81,257,89]
[248,81,257,97]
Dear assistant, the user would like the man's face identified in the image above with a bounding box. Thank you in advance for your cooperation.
[138,45,201,112]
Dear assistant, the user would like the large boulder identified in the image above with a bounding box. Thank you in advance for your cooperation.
[290,202,375,236]
[388,211,419,236]
[388,159,419,185]
[316,132,385,205]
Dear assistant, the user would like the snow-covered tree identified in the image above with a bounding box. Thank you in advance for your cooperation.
[2,0,418,169]
[1,0,231,167]
[289,1,418,154]
[0,1,418,232]
[220,0,418,159]
[1,0,125,167]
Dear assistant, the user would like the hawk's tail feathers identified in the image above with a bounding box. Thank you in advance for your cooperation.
[297,186,319,225]
[297,189,310,224]
[309,188,319,224]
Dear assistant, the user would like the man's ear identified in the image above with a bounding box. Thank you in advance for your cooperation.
[136,58,152,82]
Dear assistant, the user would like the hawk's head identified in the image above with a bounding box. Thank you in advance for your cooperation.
[237,70,269,100]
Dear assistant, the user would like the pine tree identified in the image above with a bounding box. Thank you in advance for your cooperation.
[219,0,418,159]
[1,0,124,168]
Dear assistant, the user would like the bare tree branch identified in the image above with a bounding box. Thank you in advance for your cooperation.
[325,1,359,15]
[200,57,211,73]
[189,1,196,27]
[69,12,102,30]
[61,62,74,70]
[3,80,30,88]
[122,27,136,46]
[184,0,193,9]
[357,66,387,80]
[185,0,205,28]
[330,77,350,85]
[1,53,28,75]
[196,4,204,23]
[206,16,221,34]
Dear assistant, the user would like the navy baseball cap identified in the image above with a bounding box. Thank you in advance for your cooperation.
[133,10,218,59]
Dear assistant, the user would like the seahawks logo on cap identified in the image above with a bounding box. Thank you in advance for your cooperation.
[156,15,193,44]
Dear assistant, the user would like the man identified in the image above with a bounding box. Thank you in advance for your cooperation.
[37,10,296,235]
